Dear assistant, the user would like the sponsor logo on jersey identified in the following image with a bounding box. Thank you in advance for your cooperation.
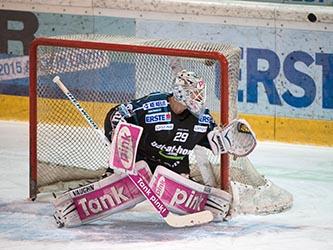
[155,124,174,131]
[145,112,171,124]
[147,108,162,113]
[151,141,190,160]
[198,114,211,125]
[177,128,189,132]
[194,125,207,133]
[143,100,168,110]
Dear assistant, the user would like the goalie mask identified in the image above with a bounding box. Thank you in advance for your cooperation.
[173,70,207,117]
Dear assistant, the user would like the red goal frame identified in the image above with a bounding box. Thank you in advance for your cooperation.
[29,37,230,199]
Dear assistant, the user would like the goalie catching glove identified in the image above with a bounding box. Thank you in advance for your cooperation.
[208,119,257,157]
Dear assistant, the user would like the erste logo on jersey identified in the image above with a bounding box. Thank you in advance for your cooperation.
[143,100,168,110]
[145,112,171,124]
[198,114,211,125]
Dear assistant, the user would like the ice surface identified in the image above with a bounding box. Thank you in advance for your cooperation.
[0,121,332,250]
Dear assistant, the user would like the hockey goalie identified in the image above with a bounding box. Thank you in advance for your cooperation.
[52,69,257,228]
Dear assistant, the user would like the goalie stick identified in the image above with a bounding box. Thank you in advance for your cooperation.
[52,76,213,228]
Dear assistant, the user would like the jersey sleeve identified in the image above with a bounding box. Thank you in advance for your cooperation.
[104,93,165,141]
[197,112,217,149]
[104,101,140,142]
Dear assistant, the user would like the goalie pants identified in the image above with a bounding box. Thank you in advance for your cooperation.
[136,154,190,175]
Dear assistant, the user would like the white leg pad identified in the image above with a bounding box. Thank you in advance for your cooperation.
[53,161,152,227]
[150,165,231,221]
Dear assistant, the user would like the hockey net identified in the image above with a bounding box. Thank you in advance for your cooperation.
[29,34,292,215]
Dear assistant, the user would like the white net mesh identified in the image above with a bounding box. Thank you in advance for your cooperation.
[31,34,292,214]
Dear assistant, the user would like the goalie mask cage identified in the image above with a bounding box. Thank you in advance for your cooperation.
[29,34,292,215]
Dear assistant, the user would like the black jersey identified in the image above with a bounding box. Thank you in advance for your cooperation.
[104,92,217,174]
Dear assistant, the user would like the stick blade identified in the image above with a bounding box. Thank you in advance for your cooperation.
[164,210,214,228]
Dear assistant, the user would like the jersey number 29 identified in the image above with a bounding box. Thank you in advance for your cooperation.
[173,132,189,142]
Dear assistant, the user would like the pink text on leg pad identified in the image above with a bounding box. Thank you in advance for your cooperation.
[73,177,141,221]
[151,174,208,214]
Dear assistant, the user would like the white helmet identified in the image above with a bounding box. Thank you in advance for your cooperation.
[173,70,207,116]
